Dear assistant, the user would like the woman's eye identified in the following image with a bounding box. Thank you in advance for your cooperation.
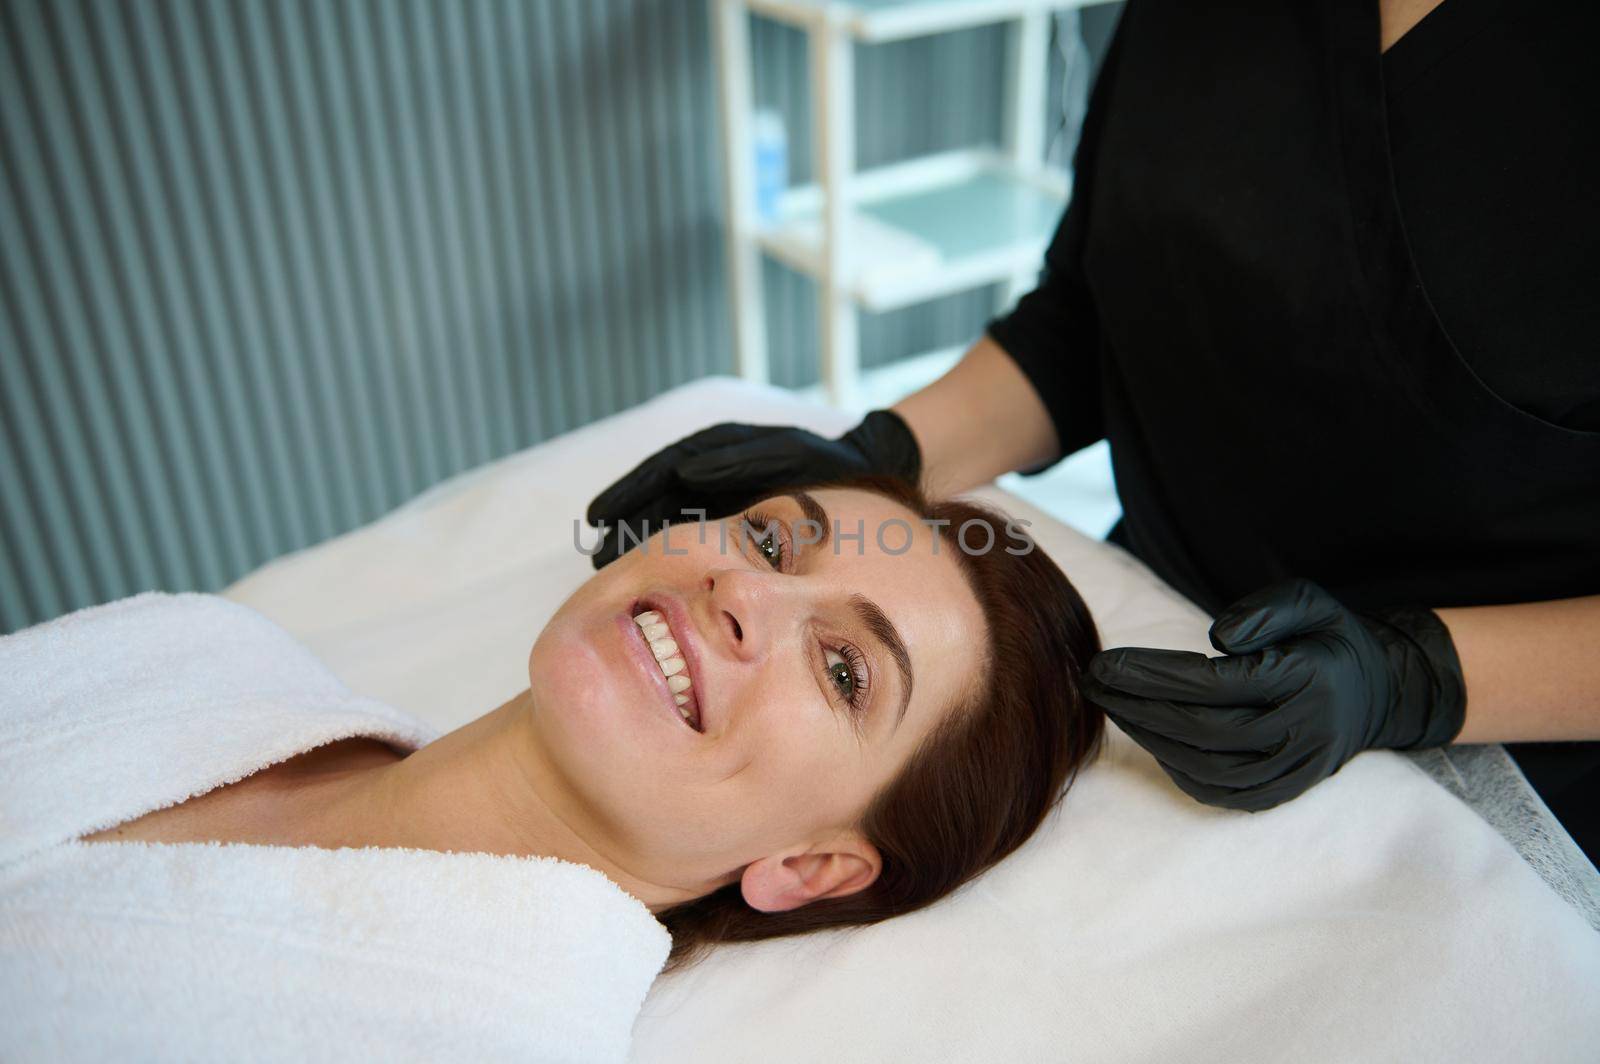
[743,510,786,570]
[824,646,860,705]
[757,533,782,568]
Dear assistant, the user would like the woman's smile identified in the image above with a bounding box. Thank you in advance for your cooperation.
[617,595,707,733]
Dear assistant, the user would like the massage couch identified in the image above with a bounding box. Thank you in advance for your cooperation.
[224,377,1600,1062]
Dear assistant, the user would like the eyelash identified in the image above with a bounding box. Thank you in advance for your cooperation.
[744,508,789,572]
[827,642,871,717]
[742,508,871,719]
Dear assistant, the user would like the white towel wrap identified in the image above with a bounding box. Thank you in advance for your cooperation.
[0,592,670,1062]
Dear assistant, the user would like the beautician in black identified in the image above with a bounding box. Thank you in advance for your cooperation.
[588,0,1600,855]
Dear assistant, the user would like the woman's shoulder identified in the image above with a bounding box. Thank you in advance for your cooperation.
[0,592,351,711]
[0,592,434,866]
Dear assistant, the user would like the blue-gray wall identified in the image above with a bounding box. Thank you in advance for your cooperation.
[0,0,1119,632]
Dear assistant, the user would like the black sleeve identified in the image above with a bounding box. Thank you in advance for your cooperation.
[985,13,1129,470]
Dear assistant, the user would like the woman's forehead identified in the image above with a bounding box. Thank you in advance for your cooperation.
[784,488,984,663]
[766,487,950,566]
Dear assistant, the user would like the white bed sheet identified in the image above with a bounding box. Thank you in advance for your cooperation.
[226,377,1599,1063]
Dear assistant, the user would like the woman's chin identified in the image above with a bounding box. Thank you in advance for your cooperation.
[528,619,693,768]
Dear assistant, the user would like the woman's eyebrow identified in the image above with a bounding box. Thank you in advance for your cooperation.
[782,490,914,728]
[786,490,830,549]
[849,593,914,731]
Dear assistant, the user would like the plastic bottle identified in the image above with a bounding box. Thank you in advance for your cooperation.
[752,109,788,223]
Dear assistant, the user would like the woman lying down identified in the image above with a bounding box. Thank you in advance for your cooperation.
[0,476,1104,1061]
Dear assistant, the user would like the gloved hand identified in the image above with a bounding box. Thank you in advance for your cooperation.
[583,410,922,569]
[1081,578,1466,812]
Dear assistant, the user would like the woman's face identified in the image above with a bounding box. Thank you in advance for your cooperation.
[525,487,986,909]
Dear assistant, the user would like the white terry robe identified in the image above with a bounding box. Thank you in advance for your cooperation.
[0,593,670,1063]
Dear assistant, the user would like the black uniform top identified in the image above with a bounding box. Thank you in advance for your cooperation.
[988,0,1600,617]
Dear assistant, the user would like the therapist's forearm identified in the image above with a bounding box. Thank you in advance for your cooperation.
[1436,595,1600,743]
[892,334,1061,497]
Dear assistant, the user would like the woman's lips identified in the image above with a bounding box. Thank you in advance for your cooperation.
[616,606,702,733]
[632,594,710,732]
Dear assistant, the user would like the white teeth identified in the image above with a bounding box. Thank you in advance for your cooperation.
[636,607,696,709]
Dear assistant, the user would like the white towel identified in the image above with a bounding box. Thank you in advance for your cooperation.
[0,593,670,1062]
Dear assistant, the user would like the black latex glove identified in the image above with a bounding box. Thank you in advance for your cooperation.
[1082,578,1467,812]
[583,410,922,569]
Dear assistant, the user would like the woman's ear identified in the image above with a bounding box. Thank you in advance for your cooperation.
[739,835,882,913]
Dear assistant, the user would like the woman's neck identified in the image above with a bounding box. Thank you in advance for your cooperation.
[304,691,693,912]
[84,691,722,912]
[1380,0,1446,53]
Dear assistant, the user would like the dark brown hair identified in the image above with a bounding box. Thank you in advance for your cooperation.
[658,474,1104,970]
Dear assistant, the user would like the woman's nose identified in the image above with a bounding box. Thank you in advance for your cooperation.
[702,568,781,662]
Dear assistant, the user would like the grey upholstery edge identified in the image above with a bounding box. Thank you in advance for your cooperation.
[1402,744,1600,932]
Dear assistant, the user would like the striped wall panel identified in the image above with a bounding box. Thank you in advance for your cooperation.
[0,0,1116,632]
